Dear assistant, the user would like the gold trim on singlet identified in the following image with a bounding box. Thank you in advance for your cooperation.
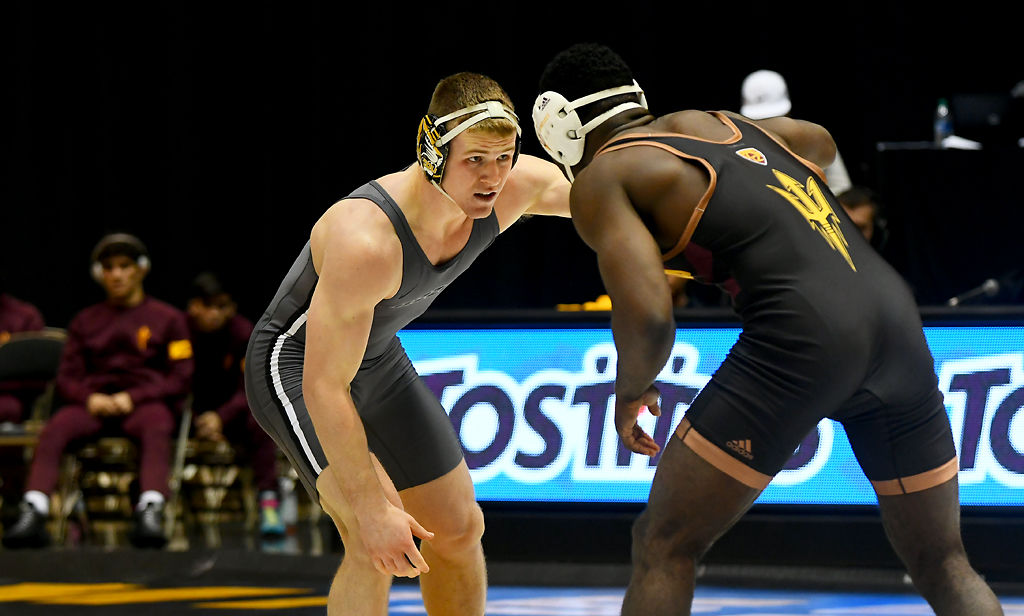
[591,112,829,265]
[738,116,828,185]
[674,418,772,490]
[871,458,960,496]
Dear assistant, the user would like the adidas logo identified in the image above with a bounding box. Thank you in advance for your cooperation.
[726,439,753,460]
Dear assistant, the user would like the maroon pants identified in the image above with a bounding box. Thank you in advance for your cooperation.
[26,401,175,497]
[224,412,279,494]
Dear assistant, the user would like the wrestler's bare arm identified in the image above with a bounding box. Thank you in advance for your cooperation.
[571,168,677,456]
[570,171,675,401]
[305,200,401,510]
[723,110,838,171]
[494,154,572,231]
[304,202,433,577]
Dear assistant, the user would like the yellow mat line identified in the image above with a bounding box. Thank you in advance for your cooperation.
[196,596,329,609]
[35,586,310,605]
[0,583,140,602]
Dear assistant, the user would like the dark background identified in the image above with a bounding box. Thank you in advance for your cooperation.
[4,2,1024,582]
[4,1,1023,326]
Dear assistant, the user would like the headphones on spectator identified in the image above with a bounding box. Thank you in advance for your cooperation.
[416,100,522,186]
[532,81,647,182]
[90,233,151,282]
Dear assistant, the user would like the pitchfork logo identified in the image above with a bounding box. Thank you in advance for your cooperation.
[767,169,856,272]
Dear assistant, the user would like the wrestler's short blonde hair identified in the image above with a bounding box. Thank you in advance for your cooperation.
[427,72,517,137]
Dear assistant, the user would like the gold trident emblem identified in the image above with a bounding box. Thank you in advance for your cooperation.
[768,170,856,271]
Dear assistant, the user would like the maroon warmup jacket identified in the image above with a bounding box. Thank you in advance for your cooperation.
[0,294,45,343]
[57,296,194,407]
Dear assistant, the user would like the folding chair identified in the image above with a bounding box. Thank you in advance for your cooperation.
[53,396,194,547]
[0,328,68,423]
[0,329,67,515]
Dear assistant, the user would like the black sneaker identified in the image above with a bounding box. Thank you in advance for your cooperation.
[2,502,51,549]
[128,502,167,549]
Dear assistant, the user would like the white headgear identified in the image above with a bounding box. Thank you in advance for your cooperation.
[532,81,646,182]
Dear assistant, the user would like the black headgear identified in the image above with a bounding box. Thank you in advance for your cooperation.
[416,100,522,186]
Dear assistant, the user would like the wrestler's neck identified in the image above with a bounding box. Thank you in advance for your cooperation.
[582,112,657,165]
[393,165,474,240]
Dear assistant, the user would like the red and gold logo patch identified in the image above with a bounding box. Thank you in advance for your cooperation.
[736,148,767,165]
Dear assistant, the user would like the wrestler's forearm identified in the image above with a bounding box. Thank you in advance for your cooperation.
[596,245,676,401]
[304,383,390,518]
[611,306,675,401]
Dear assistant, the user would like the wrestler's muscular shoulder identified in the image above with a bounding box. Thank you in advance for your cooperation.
[311,198,403,302]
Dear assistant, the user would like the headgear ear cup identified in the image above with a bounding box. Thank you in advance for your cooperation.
[532,81,647,182]
[417,114,448,184]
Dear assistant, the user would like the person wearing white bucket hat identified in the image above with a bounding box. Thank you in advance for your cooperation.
[741,69,852,194]
[740,69,793,119]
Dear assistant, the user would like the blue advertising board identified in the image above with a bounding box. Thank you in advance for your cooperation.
[397,322,1024,506]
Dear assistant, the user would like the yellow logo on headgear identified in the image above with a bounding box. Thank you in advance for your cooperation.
[417,116,444,180]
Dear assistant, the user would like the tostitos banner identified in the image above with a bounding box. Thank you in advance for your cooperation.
[397,321,1024,506]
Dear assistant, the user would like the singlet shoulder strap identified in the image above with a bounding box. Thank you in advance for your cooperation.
[594,111,743,158]
[727,114,828,184]
[591,122,730,262]
[343,181,415,242]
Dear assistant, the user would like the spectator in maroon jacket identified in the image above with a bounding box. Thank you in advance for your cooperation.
[0,290,47,423]
[185,271,284,537]
[1,233,194,549]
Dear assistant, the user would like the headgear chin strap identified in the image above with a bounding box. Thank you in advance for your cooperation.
[417,100,522,187]
[533,80,646,182]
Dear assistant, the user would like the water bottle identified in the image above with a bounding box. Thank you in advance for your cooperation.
[934,98,953,146]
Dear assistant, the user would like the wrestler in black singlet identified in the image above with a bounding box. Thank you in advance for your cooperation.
[597,113,957,494]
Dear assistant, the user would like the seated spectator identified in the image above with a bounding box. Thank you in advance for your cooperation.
[1,233,193,549]
[836,185,890,252]
[185,272,284,537]
[0,288,47,423]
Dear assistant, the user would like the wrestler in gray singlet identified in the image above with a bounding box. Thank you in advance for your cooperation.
[244,180,499,498]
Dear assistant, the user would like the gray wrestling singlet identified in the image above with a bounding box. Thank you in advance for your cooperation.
[244,180,500,497]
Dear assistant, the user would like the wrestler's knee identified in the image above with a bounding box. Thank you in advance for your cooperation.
[631,508,706,570]
[423,500,484,559]
[316,469,349,532]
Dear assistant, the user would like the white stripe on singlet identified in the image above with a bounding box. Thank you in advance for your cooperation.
[269,311,323,475]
